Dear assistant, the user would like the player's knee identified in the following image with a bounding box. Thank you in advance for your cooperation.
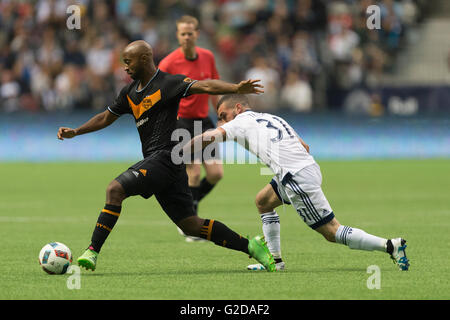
[186,165,201,186]
[106,180,126,204]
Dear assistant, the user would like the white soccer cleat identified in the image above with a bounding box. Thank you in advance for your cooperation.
[388,238,410,271]
[247,261,285,271]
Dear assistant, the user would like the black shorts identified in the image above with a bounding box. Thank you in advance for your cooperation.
[115,150,195,224]
[176,117,220,162]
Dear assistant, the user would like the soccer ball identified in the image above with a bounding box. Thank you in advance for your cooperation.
[39,242,73,274]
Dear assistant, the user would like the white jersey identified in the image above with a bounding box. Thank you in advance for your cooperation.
[220,110,316,181]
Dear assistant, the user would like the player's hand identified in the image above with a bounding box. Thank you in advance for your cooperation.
[57,127,77,140]
[236,79,264,94]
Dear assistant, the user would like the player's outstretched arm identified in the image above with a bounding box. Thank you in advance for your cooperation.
[183,127,227,155]
[57,110,118,140]
[188,79,264,95]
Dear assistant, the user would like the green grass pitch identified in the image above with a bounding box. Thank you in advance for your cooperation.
[0,159,449,300]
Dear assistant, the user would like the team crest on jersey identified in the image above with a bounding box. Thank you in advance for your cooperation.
[142,97,153,109]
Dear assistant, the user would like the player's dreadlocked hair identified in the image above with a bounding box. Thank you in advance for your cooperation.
[216,94,250,111]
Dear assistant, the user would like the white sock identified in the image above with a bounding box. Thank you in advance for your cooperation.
[335,226,387,252]
[260,211,281,260]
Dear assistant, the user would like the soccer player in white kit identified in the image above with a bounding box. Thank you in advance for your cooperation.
[184,94,409,271]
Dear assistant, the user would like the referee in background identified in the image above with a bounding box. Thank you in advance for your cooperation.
[159,15,223,242]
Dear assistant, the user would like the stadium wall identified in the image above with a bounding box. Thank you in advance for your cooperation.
[328,85,450,115]
[1,111,449,162]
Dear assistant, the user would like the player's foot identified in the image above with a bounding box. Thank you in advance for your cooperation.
[387,238,409,271]
[247,236,276,272]
[247,261,285,271]
[77,248,98,271]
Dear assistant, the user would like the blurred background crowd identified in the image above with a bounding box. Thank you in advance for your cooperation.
[0,0,436,114]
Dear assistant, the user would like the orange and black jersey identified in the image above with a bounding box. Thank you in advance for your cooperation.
[108,69,197,158]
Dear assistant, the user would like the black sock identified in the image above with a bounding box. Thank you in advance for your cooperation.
[189,186,200,213]
[199,219,249,254]
[386,239,393,255]
[190,186,200,200]
[198,178,216,202]
[90,204,121,253]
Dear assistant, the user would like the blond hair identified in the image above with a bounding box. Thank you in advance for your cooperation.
[176,15,200,30]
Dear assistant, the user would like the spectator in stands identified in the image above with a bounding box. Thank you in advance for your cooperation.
[328,23,360,63]
[291,30,321,77]
[63,38,86,67]
[280,69,313,112]
[0,69,21,112]
[0,0,425,113]
[244,55,280,111]
[380,0,404,53]
[86,38,112,77]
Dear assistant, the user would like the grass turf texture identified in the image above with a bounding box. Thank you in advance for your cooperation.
[0,160,449,300]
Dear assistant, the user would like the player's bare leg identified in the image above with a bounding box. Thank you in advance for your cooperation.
[315,217,409,270]
[186,163,202,186]
[188,161,223,213]
[248,184,285,271]
[203,161,223,187]
[78,179,127,271]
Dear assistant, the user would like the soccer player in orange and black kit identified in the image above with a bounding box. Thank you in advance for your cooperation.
[56,40,276,272]
[159,16,223,227]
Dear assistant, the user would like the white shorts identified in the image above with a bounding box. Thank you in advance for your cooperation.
[270,163,334,229]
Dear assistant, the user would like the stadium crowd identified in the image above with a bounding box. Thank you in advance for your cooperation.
[0,0,428,113]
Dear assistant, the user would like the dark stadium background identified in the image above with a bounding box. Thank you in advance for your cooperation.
[0,0,448,162]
